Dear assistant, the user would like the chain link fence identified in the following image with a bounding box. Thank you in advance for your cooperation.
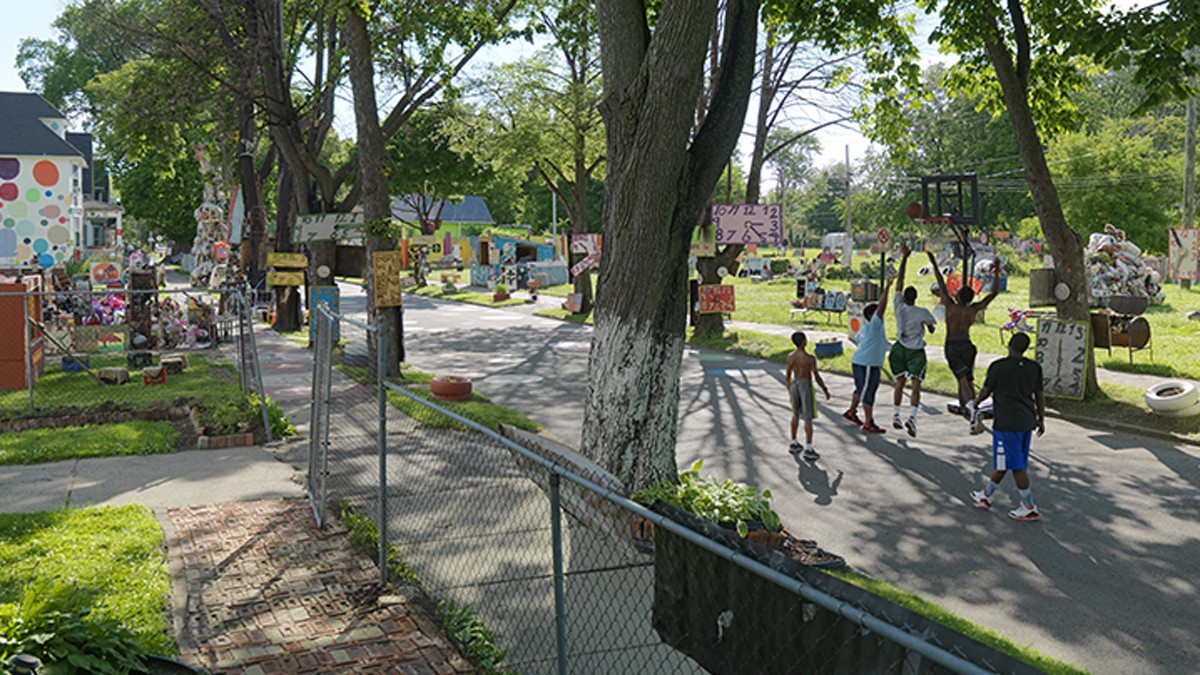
[307,303,1040,675]
[0,284,270,442]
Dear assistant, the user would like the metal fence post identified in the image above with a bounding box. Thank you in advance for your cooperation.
[549,473,568,675]
[241,290,274,443]
[377,313,389,586]
[318,306,334,528]
[24,299,33,416]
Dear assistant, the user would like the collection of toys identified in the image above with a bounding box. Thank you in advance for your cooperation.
[1086,224,1164,304]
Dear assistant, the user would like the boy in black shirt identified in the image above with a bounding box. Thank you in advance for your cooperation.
[969,333,1046,521]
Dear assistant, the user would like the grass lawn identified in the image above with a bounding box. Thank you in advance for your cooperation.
[826,569,1086,675]
[0,421,179,465]
[0,504,174,659]
[0,353,244,420]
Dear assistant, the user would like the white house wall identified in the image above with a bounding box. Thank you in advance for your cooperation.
[0,154,84,269]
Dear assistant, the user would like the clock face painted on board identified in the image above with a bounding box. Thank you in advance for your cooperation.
[1036,318,1089,399]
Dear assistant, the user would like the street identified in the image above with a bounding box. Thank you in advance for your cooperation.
[343,283,1200,674]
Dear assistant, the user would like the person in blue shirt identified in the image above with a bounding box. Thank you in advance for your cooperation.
[842,275,894,434]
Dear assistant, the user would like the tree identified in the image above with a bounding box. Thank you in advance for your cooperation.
[464,0,605,310]
[388,104,496,237]
[1047,115,1182,253]
[584,0,760,488]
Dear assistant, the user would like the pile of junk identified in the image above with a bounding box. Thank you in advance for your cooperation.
[1085,223,1165,306]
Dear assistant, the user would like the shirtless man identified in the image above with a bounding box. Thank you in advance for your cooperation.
[786,331,831,462]
[928,250,1002,433]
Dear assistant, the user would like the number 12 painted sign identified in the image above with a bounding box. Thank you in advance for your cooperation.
[713,204,783,245]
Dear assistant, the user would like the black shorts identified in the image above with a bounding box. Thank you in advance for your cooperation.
[945,339,977,381]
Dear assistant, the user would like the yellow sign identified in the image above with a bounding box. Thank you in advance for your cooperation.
[267,252,308,268]
[373,251,403,307]
[266,270,305,287]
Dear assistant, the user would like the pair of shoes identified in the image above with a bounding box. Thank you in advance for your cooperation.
[892,417,903,430]
[842,411,863,426]
[905,418,917,438]
[788,440,802,454]
[1009,505,1040,521]
[802,447,820,462]
[862,422,886,434]
[969,490,992,509]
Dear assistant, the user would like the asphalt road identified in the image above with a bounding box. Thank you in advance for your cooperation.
[342,283,1200,674]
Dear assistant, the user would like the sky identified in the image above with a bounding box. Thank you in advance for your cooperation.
[0,1,63,94]
[1,0,898,173]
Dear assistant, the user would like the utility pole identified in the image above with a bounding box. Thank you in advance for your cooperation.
[551,187,558,260]
[1183,90,1197,289]
[842,145,851,269]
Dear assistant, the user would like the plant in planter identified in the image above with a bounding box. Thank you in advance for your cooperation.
[492,283,510,302]
[631,459,780,537]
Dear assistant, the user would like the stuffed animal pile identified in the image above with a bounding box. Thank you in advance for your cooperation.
[1085,224,1164,304]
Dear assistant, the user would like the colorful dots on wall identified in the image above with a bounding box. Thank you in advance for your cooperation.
[33,160,59,187]
[0,183,16,201]
[0,158,18,181]
[25,188,40,202]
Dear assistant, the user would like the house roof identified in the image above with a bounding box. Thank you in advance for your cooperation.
[0,92,84,159]
[390,195,494,224]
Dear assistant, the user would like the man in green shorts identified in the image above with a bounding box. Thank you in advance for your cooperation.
[889,244,937,437]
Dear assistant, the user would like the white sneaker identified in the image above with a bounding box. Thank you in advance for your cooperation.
[969,490,992,509]
[970,416,986,435]
[905,417,917,438]
[1008,504,1041,521]
[892,415,903,430]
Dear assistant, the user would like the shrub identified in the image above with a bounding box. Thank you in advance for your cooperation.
[769,258,791,275]
[0,579,148,674]
[493,283,509,295]
[249,394,296,438]
[199,397,252,435]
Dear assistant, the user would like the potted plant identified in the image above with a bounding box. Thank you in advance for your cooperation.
[492,283,510,302]
[631,459,781,539]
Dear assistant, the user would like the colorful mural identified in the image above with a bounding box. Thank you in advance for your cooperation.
[0,156,80,269]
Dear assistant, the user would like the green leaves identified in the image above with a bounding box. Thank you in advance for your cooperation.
[630,459,782,536]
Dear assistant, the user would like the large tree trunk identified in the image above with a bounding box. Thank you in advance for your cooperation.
[344,10,403,374]
[271,160,302,332]
[571,132,595,313]
[585,0,759,490]
[984,11,1098,396]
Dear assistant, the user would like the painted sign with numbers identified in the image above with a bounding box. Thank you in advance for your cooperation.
[712,204,783,245]
[697,284,735,314]
[1035,318,1089,400]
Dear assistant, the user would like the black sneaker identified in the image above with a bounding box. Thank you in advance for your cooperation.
[788,440,802,454]
[802,447,820,462]
[892,417,903,430]
[905,418,917,438]
[862,422,886,434]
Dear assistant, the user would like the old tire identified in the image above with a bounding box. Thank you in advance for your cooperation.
[430,376,473,402]
[1145,381,1199,416]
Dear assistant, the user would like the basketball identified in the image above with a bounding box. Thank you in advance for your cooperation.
[904,201,923,219]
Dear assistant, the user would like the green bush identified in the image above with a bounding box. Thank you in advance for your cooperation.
[249,394,296,438]
[769,258,791,275]
[198,397,251,435]
[0,579,148,674]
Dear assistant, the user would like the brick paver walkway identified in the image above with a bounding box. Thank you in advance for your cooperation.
[165,499,472,674]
